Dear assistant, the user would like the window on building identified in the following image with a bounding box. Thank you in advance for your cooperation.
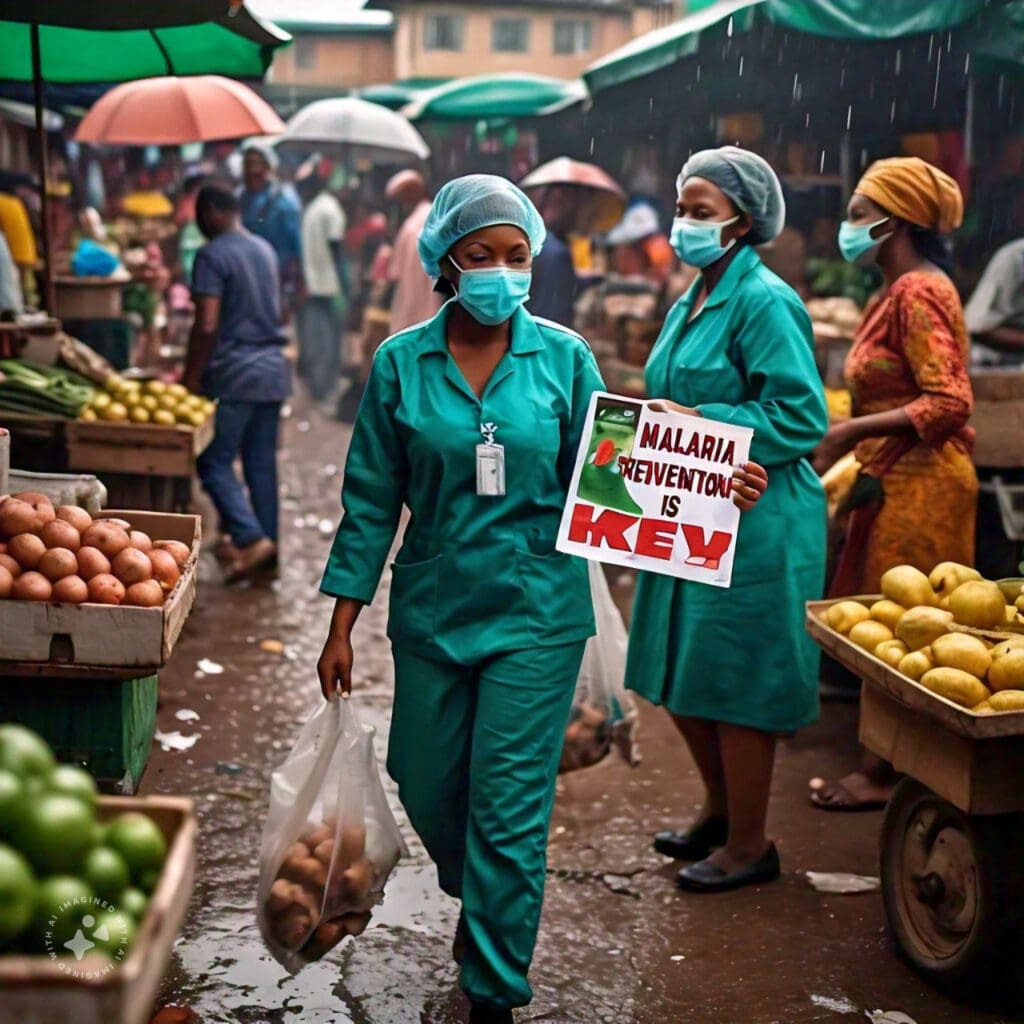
[424,14,466,51]
[553,19,593,55]
[492,17,530,53]
[294,36,317,71]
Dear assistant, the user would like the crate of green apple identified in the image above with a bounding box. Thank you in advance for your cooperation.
[0,492,200,668]
[0,726,196,1024]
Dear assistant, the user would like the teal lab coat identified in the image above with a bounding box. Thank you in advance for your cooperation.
[320,302,604,1009]
[625,246,829,732]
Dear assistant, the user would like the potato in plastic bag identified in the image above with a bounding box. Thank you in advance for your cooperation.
[560,562,640,774]
[256,695,407,972]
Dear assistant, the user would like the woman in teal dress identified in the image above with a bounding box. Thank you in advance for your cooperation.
[626,148,828,893]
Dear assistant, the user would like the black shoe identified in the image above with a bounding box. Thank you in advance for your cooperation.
[653,816,728,860]
[452,911,467,965]
[469,1004,514,1024]
[676,843,781,893]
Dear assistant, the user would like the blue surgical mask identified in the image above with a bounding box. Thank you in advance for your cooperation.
[670,215,739,268]
[449,257,531,325]
[838,216,893,266]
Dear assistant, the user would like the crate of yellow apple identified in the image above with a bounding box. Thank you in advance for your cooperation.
[80,376,214,428]
[808,562,1024,721]
[66,377,215,479]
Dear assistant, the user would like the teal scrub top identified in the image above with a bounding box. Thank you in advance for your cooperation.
[321,302,603,664]
[624,245,829,732]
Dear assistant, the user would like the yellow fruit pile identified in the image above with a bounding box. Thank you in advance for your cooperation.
[79,377,214,428]
[825,562,1024,715]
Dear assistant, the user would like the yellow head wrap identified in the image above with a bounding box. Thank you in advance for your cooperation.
[855,156,963,234]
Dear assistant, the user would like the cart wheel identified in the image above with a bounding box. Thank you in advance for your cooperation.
[881,778,1024,997]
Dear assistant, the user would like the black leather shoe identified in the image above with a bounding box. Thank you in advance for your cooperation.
[469,1004,514,1024]
[452,911,467,965]
[653,816,728,860]
[676,843,781,893]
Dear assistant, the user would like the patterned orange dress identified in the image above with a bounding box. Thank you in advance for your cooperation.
[832,270,978,594]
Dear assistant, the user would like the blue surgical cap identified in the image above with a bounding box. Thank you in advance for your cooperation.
[677,147,785,245]
[418,174,546,276]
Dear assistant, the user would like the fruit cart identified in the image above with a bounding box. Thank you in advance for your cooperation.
[807,597,1024,998]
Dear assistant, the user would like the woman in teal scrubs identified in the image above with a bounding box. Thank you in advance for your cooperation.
[627,148,828,893]
[316,175,600,1024]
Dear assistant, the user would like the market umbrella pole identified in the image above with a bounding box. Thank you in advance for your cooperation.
[30,22,55,315]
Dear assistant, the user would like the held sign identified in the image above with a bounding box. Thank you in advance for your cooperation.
[556,393,753,587]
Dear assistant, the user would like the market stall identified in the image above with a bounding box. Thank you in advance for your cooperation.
[806,566,1024,997]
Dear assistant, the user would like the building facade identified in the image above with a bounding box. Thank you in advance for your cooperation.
[270,24,395,90]
[367,0,681,81]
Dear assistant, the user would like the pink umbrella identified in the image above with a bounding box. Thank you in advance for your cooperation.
[520,157,626,234]
[75,74,284,145]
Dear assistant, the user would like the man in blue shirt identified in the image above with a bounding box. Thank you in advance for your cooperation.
[239,142,302,322]
[185,184,291,581]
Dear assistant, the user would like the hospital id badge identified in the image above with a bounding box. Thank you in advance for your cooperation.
[476,444,506,497]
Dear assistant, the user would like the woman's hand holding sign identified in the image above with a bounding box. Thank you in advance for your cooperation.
[730,462,768,511]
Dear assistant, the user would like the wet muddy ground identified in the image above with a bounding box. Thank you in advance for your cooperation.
[145,401,1015,1024]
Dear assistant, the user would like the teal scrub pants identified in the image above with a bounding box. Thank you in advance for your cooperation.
[388,641,586,1010]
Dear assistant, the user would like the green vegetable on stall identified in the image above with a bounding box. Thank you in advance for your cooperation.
[0,359,96,419]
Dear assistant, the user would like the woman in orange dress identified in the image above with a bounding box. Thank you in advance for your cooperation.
[810,157,978,810]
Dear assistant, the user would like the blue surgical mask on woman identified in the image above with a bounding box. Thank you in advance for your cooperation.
[670,215,739,268]
[838,216,892,266]
[449,256,531,326]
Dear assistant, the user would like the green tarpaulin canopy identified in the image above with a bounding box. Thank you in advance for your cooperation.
[584,0,762,95]
[402,73,587,122]
[768,0,988,39]
[584,0,1021,94]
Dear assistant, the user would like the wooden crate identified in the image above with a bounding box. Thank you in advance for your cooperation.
[54,277,124,320]
[970,368,1024,468]
[66,415,214,478]
[0,674,158,793]
[0,795,197,1024]
[0,510,200,669]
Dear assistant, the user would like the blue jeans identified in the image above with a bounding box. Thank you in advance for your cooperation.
[197,401,281,548]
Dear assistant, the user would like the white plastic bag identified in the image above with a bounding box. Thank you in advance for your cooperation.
[560,561,641,774]
[257,695,407,973]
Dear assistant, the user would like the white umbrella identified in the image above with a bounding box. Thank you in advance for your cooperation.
[0,99,62,132]
[276,96,430,165]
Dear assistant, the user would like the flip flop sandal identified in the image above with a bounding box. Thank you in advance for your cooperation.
[809,781,887,813]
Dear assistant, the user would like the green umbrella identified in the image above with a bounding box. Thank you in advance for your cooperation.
[402,73,587,122]
[359,78,451,112]
[0,1,290,311]
[0,8,288,84]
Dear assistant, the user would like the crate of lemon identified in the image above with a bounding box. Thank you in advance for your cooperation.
[808,562,1024,730]
[67,378,215,478]
[0,725,196,1024]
